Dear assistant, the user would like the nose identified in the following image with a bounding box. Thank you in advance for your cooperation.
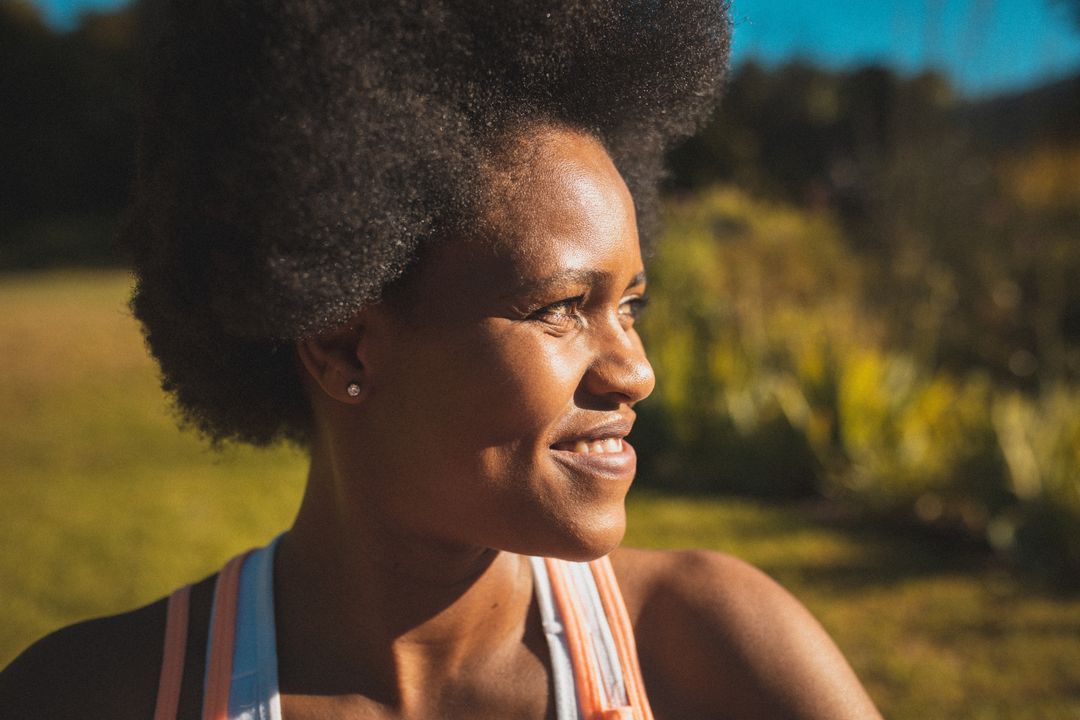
[578,319,656,407]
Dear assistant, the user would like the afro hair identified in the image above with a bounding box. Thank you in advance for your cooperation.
[122,0,732,446]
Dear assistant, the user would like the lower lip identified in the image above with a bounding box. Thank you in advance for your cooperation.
[549,439,637,479]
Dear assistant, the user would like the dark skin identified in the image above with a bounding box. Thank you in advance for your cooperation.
[0,127,882,719]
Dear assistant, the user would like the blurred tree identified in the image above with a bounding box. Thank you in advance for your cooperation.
[637,187,1080,582]
[666,59,1080,390]
[0,2,136,267]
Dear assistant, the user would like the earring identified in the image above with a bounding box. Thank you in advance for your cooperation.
[346,382,361,397]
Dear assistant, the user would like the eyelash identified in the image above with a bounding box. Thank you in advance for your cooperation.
[529,294,649,328]
[530,296,586,328]
[619,294,649,321]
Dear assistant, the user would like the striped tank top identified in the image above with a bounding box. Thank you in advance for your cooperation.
[152,538,654,720]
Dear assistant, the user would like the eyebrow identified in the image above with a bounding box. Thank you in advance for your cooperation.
[505,269,647,298]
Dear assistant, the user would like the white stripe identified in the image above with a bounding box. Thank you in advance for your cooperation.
[565,561,628,707]
[530,557,583,720]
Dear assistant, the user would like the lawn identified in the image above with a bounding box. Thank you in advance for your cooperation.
[1,270,1078,718]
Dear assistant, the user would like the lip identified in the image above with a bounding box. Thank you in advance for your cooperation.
[549,438,637,479]
[548,414,638,480]
[549,416,635,447]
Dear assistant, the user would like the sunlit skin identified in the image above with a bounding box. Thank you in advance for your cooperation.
[0,127,883,719]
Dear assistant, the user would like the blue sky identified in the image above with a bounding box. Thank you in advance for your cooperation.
[26,0,1080,97]
[730,0,1080,96]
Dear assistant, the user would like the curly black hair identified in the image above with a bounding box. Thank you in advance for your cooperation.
[122,0,731,446]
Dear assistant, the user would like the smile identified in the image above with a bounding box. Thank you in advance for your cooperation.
[552,437,625,455]
[549,436,637,482]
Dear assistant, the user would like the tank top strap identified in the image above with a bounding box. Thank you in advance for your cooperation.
[533,556,655,720]
[202,550,252,720]
[151,543,266,720]
[588,556,653,718]
[201,539,282,720]
[153,584,192,720]
[158,546,649,720]
[222,537,283,720]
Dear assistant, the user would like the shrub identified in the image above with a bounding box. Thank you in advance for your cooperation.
[637,187,1080,581]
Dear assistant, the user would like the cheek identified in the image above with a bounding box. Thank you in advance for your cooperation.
[379,322,585,454]
[449,325,585,447]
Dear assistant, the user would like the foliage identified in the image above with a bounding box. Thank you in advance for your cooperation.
[666,63,1080,393]
[637,188,1080,583]
[0,3,135,268]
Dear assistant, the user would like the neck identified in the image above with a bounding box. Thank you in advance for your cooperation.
[272,440,539,705]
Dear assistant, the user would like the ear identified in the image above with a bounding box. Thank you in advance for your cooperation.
[296,320,368,404]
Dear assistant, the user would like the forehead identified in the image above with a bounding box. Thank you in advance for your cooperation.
[387,128,642,319]
[473,128,641,280]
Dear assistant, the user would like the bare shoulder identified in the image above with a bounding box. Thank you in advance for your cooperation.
[0,573,217,720]
[609,547,882,720]
[0,598,168,720]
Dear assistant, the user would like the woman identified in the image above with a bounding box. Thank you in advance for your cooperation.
[0,1,882,718]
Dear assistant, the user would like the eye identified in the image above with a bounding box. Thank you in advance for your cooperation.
[618,294,649,325]
[529,296,585,330]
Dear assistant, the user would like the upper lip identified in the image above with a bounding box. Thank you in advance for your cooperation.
[549,414,636,447]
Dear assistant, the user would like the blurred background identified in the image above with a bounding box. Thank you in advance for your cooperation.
[1,0,1079,716]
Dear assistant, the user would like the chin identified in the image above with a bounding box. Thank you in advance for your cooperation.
[554,535,625,563]
[509,504,627,562]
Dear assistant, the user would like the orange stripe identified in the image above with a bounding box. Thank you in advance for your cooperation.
[545,558,605,718]
[153,585,192,720]
[588,559,638,716]
[202,552,252,720]
[597,557,653,720]
[589,559,643,718]
[601,558,652,720]
[590,557,655,720]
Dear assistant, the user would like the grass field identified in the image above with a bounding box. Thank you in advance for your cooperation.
[1,270,1078,718]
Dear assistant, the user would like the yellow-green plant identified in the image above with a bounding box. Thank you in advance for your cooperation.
[638,187,1080,579]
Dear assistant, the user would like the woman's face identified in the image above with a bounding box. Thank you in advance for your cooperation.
[341,128,654,560]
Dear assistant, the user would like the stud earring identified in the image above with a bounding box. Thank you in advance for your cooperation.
[346,382,361,397]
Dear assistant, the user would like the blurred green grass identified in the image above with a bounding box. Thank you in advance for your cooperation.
[1,270,1078,718]
[0,270,307,661]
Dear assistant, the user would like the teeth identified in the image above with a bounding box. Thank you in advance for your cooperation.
[567,438,623,454]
